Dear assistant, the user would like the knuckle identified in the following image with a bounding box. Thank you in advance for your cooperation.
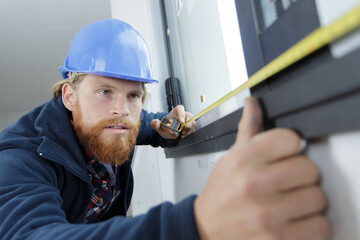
[241,174,261,197]
[238,143,257,160]
[310,187,328,209]
[296,156,320,183]
[229,144,247,162]
[278,128,300,139]
[231,147,256,168]
[176,104,184,110]
[272,128,302,154]
[274,128,301,144]
[303,157,320,181]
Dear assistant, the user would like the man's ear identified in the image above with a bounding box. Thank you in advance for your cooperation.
[62,84,76,111]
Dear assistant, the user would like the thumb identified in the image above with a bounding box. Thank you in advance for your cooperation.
[235,96,263,145]
[150,119,160,131]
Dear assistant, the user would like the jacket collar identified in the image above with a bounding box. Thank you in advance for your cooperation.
[36,97,91,181]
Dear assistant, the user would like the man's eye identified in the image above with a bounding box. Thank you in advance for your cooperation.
[100,90,111,95]
[129,94,139,99]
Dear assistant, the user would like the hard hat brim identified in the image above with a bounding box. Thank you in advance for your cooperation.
[59,66,158,84]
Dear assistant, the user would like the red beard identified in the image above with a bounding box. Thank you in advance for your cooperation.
[72,104,140,166]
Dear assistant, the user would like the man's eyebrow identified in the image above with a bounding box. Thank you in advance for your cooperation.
[129,89,144,94]
[92,83,116,89]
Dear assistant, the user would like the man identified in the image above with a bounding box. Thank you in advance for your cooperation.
[0,19,329,239]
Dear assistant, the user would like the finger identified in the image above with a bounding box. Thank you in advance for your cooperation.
[248,128,302,163]
[264,156,319,193]
[184,111,193,123]
[170,105,186,123]
[235,96,263,145]
[282,215,330,240]
[187,121,197,135]
[182,122,196,138]
[182,112,193,131]
[277,186,327,222]
[181,112,196,136]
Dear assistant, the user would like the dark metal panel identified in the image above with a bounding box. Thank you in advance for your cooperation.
[165,109,243,157]
[235,0,320,75]
[275,89,360,138]
[257,47,360,119]
[165,132,237,158]
[260,0,320,64]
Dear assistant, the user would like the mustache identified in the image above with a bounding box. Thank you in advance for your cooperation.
[95,117,140,129]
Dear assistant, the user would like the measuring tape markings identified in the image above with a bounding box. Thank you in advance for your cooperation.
[178,3,360,131]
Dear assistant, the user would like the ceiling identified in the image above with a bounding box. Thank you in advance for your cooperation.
[0,0,111,112]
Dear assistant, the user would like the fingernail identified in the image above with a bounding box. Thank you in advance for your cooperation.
[299,139,307,153]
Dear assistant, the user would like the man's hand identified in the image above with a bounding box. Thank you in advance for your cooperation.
[194,96,330,240]
[150,105,196,139]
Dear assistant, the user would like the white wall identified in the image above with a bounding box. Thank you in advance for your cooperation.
[308,131,360,240]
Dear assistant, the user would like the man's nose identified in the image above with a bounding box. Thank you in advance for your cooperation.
[111,96,130,117]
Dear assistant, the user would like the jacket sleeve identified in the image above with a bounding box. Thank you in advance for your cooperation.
[0,149,200,240]
[136,109,178,148]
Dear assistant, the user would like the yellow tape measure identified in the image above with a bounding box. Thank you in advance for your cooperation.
[175,3,360,131]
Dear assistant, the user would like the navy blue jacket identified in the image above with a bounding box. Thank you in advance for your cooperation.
[0,97,199,240]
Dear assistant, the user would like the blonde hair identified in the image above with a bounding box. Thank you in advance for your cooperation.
[52,73,147,103]
[52,73,84,99]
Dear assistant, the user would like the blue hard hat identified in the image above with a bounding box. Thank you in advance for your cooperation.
[59,19,158,83]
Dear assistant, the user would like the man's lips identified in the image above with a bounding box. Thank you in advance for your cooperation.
[106,124,129,129]
[104,124,130,134]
